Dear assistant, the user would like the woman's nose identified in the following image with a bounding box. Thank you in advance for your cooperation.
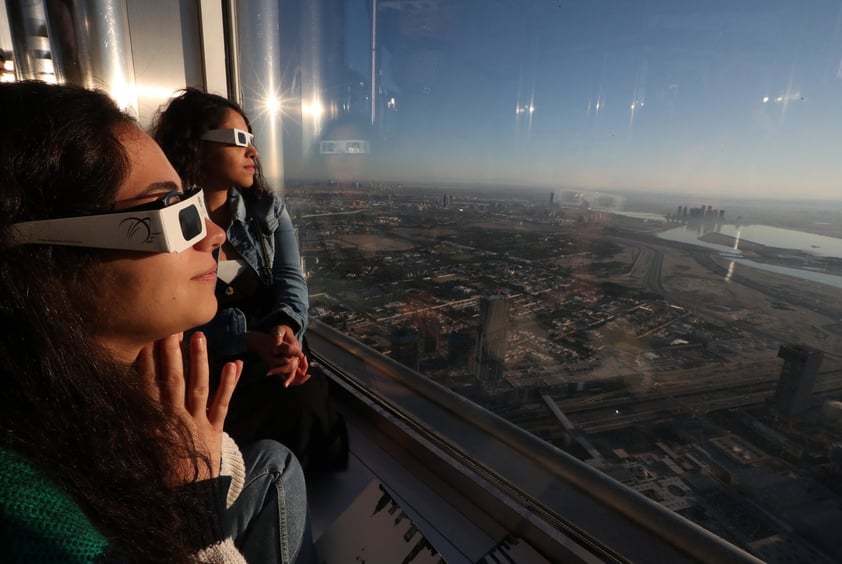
[196,218,226,250]
[247,142,259,159]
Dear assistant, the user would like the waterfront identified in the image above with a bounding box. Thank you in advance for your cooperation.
[655,223,842,289]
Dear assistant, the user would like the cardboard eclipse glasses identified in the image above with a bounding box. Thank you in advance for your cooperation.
[10,186,210,253]
[201,128,255,147]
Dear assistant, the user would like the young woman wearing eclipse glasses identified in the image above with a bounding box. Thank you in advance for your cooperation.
[151,88,348,474]
[0,81,316,563]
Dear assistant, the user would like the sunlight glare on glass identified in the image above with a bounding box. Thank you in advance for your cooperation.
[264,94,282,117]
[302,99,324,118]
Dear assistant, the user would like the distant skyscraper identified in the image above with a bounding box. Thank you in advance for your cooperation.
[390,327,420,371]
[416,315,441,354]
[448,331,473,368]
[476,295,508,384]
[774,344,823,417]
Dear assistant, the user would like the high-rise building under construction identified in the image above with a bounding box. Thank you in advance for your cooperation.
[774,344,823,417]
[476,295,508,385]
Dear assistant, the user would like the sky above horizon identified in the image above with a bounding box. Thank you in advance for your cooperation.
[338,0,842,201]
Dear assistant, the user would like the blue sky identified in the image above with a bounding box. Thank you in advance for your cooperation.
[341,1,842,200]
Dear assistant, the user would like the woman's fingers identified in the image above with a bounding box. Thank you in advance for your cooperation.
[207,360,242,429]
[186,332,210,418]
[157,333,185,408]
[271,324,293,346]
[134,343,161,402]
[298,354,309,378]
[185,332,241,428]
[284,371,312,388]
[271,325,302,358]
[265,352,311,387]
[277,354,310,388]
[266,355,297,378]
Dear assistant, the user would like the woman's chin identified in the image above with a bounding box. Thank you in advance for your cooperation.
[191,299,219,329]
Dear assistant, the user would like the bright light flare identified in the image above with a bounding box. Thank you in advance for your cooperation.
[761,92,802,104]
[302,99,324,118]
[264,95,282,116]
[109,80,139,115]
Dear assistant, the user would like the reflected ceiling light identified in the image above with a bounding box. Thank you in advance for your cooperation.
[135,84,181,100]
[302,99,324,117]
[762,92,802,105]
[109,80,139,115]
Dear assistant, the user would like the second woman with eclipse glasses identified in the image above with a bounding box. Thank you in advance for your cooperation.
[152,88,348,474]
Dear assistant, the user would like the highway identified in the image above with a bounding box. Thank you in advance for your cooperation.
[552,369,842,435]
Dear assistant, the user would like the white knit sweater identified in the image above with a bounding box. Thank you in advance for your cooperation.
[196,432,248,563]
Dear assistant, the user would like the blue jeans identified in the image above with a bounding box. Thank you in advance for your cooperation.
[226,440,317,563]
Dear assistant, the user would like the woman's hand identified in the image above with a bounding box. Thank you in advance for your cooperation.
[247,325,311,387]
[137,332,242,484]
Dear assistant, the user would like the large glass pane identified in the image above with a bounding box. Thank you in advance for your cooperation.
[284,2,842,561]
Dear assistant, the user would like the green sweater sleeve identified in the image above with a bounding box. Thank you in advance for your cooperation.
[0,448,111,563]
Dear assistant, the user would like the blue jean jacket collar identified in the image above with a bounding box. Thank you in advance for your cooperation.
[227,186,275,284]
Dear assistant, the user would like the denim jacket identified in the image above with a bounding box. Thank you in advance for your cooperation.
[196,186,309,356]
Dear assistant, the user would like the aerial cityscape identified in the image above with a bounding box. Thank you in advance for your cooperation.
[4,0,842,560]
[289,182,842,563]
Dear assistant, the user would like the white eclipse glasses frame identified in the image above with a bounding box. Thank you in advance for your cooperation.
[319,139,370,154]
[201,128,255,147]
[9,186,209,254]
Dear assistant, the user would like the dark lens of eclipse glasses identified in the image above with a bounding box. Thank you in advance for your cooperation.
[237,131,248,145]
[178,201,203,240]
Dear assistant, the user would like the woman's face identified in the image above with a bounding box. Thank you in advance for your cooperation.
[202,109,259,191]
[91,125,225,361]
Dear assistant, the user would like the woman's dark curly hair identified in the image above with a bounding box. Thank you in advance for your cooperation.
[0,81,212,562]
[150,87,270,197]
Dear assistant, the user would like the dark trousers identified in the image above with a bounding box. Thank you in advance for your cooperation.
[219,353,349,474]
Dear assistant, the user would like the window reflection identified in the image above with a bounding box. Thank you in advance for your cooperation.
[285,1,842,562]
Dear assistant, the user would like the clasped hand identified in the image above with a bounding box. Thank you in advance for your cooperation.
[249,324,311,387]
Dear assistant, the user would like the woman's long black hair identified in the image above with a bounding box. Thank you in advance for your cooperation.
[0,81,211,562]
[150,87,271,197]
